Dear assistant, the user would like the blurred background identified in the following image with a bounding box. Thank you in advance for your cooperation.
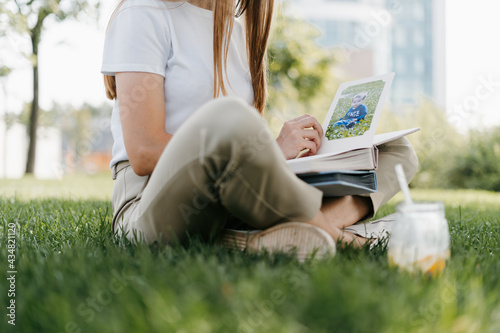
[0,0,499,192]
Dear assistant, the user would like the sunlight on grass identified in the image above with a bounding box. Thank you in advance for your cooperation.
[0,172,113,200]
[392,189,500,212]
[1,174,499,208]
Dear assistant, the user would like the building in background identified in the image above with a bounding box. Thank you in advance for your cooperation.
[290,0,446,107]
[390,0,446,106]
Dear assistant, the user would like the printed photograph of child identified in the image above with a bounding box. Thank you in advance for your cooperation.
[325,79,386,140]
[332,92,368,129]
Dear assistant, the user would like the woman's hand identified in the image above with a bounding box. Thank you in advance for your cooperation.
[276,114,324,160]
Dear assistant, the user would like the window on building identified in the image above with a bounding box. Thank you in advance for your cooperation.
[413,57,425,75]
[395,29,406,47]
[414,2,425,21]
[413,30,425,47]
[396,56,406,74]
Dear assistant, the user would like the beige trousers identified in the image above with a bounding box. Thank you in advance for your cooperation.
[111,97,418,245]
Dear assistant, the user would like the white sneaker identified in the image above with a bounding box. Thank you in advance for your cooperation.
[220,222,336,262]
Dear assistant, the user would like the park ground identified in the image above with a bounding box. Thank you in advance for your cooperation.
[1,174,499,332]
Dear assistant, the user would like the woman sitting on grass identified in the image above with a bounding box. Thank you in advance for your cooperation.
[101,0,418,259]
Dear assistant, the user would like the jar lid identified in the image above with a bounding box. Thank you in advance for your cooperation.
[397,201,445,214]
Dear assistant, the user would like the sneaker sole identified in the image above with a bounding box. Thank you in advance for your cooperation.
[220,222,336,261]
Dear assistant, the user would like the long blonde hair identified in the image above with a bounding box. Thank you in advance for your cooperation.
[103,0,274,114]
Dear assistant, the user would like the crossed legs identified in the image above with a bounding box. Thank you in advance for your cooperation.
[114,97,417,249]
[307,196,372,247]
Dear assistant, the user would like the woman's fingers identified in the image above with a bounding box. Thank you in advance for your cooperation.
[276,114,324,160]
[302,128,321,149]
[299,139,318,155]
[289,114,324,138]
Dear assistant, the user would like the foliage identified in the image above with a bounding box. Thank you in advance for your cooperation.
[325,80,385,140]
[0,185,500,332]
[12,102,112,173]
[404,100,462,189]
[446,127,500,191]
[16,102,111,142]
[265,5,338,136]
[0,0,100,68]
[377,98,500,191]
[267,15,334,104]
[1,0,99,33]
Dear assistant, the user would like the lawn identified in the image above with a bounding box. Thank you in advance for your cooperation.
[1,176,499,332]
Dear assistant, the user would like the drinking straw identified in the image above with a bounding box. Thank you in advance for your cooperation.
[395,164,413,205]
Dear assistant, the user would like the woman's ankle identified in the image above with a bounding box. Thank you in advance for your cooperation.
[306,210,369,248]
[306,211,342,240]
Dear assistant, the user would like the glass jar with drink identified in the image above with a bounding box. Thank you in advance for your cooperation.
[388,201,450,276]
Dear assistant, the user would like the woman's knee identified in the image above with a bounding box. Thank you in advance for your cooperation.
[381,137,419,181]
[199,97,271,144]
[400,137,419,180]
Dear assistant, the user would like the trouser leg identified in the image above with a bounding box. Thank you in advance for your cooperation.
[120,97,323,245]
[367,137,419,217]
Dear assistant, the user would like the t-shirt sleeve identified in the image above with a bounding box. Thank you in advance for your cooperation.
[101,3,170,77]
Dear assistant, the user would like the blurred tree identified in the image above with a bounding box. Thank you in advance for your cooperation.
[379,99,500,191]
[411,99,464,188]
[447,128,500,191]
[56,103,111,171]
[377,98,466,189]
[265,6,338,136]
[18,102,112,172]
[0,0,100,174]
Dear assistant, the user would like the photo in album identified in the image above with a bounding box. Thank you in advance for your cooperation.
[325,79,387,141]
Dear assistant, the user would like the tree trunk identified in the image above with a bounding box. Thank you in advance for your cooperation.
[25,35,40,174]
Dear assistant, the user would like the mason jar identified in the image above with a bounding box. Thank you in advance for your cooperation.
[388,201,450,276]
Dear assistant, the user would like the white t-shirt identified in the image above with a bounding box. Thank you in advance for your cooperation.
[101,0,254,168]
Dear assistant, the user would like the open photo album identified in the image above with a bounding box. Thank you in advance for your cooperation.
[288,73,419,196]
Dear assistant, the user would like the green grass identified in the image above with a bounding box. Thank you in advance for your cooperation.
[1,176,500,332]
[0,172,113,200]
